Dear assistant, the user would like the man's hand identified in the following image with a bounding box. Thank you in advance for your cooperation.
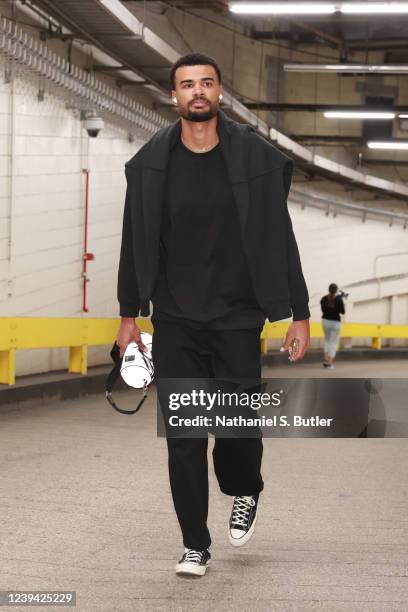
[116,317,147,358]
[280,319,310,362]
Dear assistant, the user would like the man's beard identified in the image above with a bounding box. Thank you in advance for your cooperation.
[179,99,218,122]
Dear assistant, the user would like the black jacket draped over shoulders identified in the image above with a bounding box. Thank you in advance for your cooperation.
[118,110,310,323]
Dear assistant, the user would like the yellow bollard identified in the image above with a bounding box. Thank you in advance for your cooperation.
[0,349,15,385]
[371,336,382,350]
[69,345,88,375]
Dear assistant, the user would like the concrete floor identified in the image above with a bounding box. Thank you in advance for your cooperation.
[262,358,408,378]
[0,359,408,612]
[1,362,408,612]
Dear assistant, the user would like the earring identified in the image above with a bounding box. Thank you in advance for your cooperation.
[219,95,223,101]
[173,98,177,103]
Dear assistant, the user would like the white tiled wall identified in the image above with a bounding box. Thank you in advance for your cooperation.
[0,56,146,375]
[288,203,408,348]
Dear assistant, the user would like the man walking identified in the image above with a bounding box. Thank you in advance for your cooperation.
[116,53,310,576]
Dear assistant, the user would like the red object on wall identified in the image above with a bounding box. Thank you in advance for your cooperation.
[82,168,95,312]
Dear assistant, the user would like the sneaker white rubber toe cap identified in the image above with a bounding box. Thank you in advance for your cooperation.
[176,560,210,576]
[228,515,257,547]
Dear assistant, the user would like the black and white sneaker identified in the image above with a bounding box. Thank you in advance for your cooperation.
[175,548,211,577]
[228,494,259,547]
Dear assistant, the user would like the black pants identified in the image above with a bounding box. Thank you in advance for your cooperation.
[151,319,264,550]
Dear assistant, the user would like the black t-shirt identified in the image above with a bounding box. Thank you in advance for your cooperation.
[320,294,345,321]
[151,138,265,330]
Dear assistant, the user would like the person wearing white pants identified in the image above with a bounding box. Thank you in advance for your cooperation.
[320,283,345,369]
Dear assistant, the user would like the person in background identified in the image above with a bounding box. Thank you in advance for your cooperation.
[320,283,345,369]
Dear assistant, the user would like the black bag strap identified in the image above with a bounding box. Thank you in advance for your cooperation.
[105,341,149,415]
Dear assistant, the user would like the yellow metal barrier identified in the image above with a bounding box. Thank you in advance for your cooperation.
[260,321,408,354]
[0,317,153,386]
[0,317,407,385]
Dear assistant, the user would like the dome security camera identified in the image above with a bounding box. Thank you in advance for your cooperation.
[84,115,104,138]
[80,110,104,137]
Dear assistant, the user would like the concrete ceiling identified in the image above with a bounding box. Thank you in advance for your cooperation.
[14,0,408,202]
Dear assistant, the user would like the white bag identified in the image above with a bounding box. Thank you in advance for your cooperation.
[105,332,154,415]
[120,332,154,388]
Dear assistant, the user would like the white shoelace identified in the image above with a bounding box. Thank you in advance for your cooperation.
[183,549,206,563]
[231,496,256,527]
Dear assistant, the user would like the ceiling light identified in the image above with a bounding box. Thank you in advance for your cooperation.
[325,111,395,119]
[230,2,408,14]
[368,141,408,149]
[342,3,408,13]
[284,64,408,73]
[229,3,336,14]
[398,114,408,118]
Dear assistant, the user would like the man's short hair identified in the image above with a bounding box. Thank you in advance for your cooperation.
[170,53,222,89]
